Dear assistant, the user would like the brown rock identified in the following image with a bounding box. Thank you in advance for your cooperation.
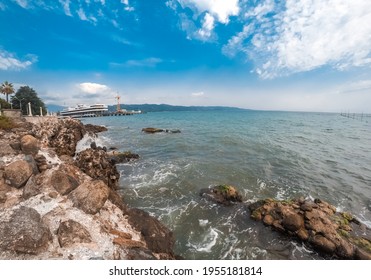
[0,206,51,254]
[20,135,39,155]
[200,185,243,206]
[282,213,304,232]
[127,208,175,256]
[297,228,309,241]
[50,170,79,195]
[110,229,132,240]
[0,141,16,156]
[142,128,164,133]
[113,237,145,248]
[57,220,92,247]
[75,148,120,190]
[263,214,274,226]
[4,160,33,188]
[310,235,336,254]
[68,180,109,214]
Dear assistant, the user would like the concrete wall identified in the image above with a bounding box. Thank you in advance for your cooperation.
[2,109,22,119]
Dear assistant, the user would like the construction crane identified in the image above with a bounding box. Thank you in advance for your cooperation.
[115,94,121,112]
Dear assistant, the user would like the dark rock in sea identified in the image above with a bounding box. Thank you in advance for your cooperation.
[90,141,97,150]
[142,128,181,134]
[248,197,371,259]
[109,151,140,164]
[68,180,109,215]
[0,206,51,254]
[127,208,175,258]
[57,219,92,247]
[75,148,120,190]
[50,170,79,195]
[20,135,39,155]
[200,185,243,206]
[4,160,33,188]
[84,124,108,134]
[142,127,164,133]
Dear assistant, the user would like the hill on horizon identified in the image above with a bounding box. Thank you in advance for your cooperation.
[47,103,249,113]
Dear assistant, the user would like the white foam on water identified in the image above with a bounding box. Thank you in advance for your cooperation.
[190,227,219,253]
[199,219,209,227]
[75,134,109,153]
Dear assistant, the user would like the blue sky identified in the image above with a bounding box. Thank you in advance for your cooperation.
[1,0,371,112]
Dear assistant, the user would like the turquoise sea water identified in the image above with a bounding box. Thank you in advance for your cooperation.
[82,110,371,259]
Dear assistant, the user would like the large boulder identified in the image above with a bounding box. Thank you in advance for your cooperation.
[50,170,79,195]
[0,206,51,254]
[4,160,33,188]
[57,220,92,247]
[0,141,16,156]
[75,148,119,190]
[68,180,110,215]
[127,208,175,258]
[20,135,39,155]
[108,151,140,164]
[84,124,108,134]
[249,197,371,259]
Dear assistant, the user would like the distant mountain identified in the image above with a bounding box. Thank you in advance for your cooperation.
[109,104,248,113]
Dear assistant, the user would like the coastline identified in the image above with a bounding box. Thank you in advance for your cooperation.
[0,116,176,260]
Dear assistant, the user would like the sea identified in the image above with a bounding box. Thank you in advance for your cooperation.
[80,110,371,260]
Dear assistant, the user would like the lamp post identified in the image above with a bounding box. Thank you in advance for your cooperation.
[13,96,25,115]
[28,102,33,116]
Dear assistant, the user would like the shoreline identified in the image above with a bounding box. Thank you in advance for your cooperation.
[0,116,176,260]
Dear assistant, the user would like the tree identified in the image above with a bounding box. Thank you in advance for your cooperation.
[0,81,15,102]
[0,98,11,110]
[11,86,47,116]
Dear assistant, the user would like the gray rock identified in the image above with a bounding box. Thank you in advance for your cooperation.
[0,206,51,254]
[22,175,42,199]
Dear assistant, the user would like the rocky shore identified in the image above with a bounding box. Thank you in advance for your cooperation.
[0,117,176,260]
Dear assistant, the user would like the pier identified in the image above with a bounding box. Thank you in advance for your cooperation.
[340,112,370,122]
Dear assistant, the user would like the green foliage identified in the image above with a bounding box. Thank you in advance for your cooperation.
[11,86,47,116]
[0,115,15,130]
[0,98,11,109]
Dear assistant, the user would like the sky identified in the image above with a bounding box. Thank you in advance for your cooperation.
[0,0,371,112]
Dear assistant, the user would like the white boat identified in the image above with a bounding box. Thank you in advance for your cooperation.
[60,104,108,118]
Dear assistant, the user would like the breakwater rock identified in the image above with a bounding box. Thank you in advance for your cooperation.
[249,197,371,259]
[0,117,176,260]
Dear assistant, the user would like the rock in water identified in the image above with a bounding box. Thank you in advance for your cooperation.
[68,180,110,215]
[142,128,164,133]
[4,160,33,188]
[200,185,243,206]
[248,197,371,259]
[0,206,51,254]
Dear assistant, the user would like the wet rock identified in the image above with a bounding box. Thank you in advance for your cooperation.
[109,151,140,164]
[200,185,243,206]
[57,220,92,247]
[4,160,33,188]
[68,180,110,215]
[20,135,39,155]
[75,148,119,190]
[127,208,175,257]
[248,197,371,259]
[0,206,51,254]
[84,124,108,134]
[50,170,79,195]
[142,128,164,133]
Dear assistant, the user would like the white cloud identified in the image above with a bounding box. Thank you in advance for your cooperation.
[191,91,205,97]
[224,0,371,78]
[170,0,240,41]
[113,57,163,68]
[59,0,72,16]
[77,8,88,21]
[13,0,28,9]
[198,13,215,40]
[0,50,36,71]
[179,0,239,23]
[77,82,111,94]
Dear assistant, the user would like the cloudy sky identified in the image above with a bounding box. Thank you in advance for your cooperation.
[1,0,371,112]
